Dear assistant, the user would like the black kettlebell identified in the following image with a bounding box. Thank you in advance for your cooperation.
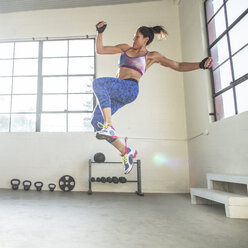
[23,180,32,191]
[94,152,106,163]
[11,179,21,190]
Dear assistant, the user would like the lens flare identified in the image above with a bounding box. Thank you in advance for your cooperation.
[153,153,168,166]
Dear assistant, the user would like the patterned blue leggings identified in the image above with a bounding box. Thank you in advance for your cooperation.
[91,77,139,139]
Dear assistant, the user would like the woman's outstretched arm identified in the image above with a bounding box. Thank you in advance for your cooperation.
[149,51,213,72]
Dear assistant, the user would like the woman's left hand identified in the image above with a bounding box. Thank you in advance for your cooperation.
[199,57,213,69]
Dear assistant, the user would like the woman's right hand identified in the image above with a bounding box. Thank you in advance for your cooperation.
[96,21,107,33]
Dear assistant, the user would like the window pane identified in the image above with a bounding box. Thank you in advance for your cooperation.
[0,114,9,132]
[206,0,224,22]
[68,94,93,111]
[41,113,66,132]
[68,113,93,132]
[0,60,13,76]
[43,41,67,57]
[12,77,37,94]
[43,77,67,93]
[0,77,12,94]
[68,76,93,93]
[226,0,248,26]
[69,40,94,56]
[232,46,248,80]
[213,60,232,92]
[11,114,36,132]
[14,42,39,58]
[14,59,38,76]
[42,58,67,75]
[215,90,235,120]
[42,94,67,111]
[229,14,248,55]
[12,95,37,112]
[69,57,94,75]
[0,96,11,113]
[210,35,229,69]
[0,43,14,59]
[208,7,226,44]
[236,80,248,114]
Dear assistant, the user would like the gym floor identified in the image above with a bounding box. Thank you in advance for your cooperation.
[0,189,247,248]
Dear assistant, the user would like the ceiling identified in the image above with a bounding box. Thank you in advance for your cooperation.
[0,0,162,14]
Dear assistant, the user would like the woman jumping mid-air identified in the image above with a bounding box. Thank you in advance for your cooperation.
[91,21,213,174]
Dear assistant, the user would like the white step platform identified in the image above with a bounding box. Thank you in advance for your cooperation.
[207,173,248,191]
[190,188,248,218]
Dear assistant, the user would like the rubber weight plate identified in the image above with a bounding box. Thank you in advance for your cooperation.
[59,175,75,192]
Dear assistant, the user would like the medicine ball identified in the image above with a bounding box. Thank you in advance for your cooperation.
[94,152,106,163]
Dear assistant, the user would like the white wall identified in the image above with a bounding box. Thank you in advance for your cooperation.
[0,0,189,193]
[179,0,248,188]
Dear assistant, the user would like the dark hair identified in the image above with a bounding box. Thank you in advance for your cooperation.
[137,26,168,45]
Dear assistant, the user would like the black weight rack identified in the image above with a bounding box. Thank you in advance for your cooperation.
[88,159,144,196]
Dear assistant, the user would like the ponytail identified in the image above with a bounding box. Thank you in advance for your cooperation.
[151,26,168,40]
[138,25,168,45]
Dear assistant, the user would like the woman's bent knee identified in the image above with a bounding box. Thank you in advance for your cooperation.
[93,78,105,92]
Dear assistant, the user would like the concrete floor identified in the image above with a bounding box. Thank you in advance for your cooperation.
[0,190,248,248]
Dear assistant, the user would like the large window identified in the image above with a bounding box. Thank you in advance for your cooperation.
[0,38,95,132]
[205,0,248,121]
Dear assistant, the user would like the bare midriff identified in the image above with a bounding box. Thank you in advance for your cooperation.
[116,67,142,82]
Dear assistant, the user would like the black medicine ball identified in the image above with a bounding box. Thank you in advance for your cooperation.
[94,152,106,163]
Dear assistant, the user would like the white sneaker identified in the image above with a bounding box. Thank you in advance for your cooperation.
[96,122,118,140]
[121,147,138,174]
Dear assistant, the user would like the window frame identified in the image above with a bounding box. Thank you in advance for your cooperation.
[204,0,248,121]
[0,37,96,132]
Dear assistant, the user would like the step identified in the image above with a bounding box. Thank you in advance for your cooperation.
[190,188,248,218]
[207,173,248,190]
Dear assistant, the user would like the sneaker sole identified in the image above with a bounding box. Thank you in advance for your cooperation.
[95,133,106,140]
[96,133,118,140]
